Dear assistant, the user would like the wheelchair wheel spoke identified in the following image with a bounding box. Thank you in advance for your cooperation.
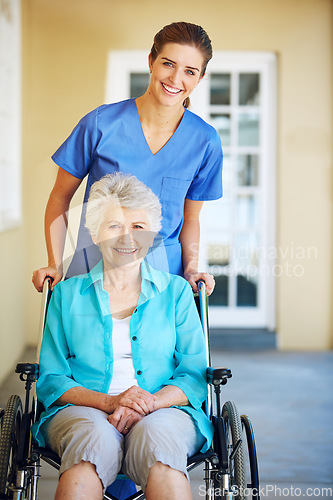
[222,401,247,499]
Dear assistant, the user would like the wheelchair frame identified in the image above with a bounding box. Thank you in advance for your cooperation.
[0,280,260,500]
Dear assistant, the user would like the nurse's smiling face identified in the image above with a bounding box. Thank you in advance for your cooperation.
[92,204,155,270]
[148,43,204,108]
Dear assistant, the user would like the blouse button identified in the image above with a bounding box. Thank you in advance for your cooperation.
[132,336,137,341]
[137,370,142,375]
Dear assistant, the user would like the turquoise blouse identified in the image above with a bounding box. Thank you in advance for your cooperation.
[32,261,214,452]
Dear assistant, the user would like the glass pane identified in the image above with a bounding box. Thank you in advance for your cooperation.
[210,114,231,146]
[237,154,259,186]
[239,73,260,105]
[210,73,231,105]
[234,233,259,307]
[207,235,232,307]
[221,154,232,191]
[237,275,257,306]
[236,194,259,229]
[238,113,259,146]
[210,275,229,306]
[130,73,150,98]
[201,155,232,231]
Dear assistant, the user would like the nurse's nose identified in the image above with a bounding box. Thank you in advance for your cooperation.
[169,67,182,87]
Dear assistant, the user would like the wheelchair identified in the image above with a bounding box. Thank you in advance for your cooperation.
[0,279,260,500]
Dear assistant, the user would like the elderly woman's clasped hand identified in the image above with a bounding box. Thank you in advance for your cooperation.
[107,386,157,434]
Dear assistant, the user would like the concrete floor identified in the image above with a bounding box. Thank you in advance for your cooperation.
[1,338,332,499]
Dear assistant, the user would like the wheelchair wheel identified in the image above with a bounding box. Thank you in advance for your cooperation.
[222,401,246,499]
[0,395,23,499]
[241,415,260,500]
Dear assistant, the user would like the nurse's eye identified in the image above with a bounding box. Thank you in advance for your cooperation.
[186,69,195,76]
[163,61,173,68]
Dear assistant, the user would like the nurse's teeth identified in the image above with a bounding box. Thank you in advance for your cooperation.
[162,83,182,94]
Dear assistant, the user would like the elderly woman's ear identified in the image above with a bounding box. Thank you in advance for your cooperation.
[91,234,99,246]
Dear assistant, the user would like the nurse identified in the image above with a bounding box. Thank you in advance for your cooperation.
[32,21,223,295]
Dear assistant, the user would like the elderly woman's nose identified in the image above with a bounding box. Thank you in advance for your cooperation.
[119,228,134,243]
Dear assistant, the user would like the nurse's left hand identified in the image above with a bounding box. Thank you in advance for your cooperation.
[184,271,215,296]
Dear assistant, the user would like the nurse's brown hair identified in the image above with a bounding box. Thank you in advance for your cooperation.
[150,22,213,108]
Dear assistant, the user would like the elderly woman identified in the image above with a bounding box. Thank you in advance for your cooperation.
[32,173,213,500]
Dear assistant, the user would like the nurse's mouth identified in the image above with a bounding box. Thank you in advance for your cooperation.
[161,83,183,95]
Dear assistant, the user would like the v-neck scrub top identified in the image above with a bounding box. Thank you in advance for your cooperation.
[52,99,223,277]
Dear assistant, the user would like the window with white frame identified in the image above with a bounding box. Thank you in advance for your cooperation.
[0,0,21,231]
[106,50,277,329]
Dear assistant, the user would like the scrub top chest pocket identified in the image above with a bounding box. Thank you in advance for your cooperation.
[159,177,192,237]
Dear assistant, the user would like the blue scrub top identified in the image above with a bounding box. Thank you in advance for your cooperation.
[52,99,223,277]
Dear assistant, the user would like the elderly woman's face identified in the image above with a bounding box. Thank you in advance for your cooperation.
[93,204,155,268]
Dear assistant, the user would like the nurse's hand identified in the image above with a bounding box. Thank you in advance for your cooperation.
[184,271,215,296]
[32,266,62,292]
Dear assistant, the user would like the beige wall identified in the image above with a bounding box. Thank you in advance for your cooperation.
[1,0,332,381]
[0,229,26,384]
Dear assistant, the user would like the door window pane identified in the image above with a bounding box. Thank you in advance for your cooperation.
[239,73,260,105]
[207,239,231,307]
[238,113,259,146]
[211,114,231,145]
[210,73,231,105]
[234,233,259,307]
[237,275,257,306]
[210,275,229,306]
[237,154,259,186]
[130,73,150,98]
[236,194,259,229]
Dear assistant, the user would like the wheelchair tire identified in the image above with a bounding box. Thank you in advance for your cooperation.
[241,415,260,500]
[222,401,246,499]
[0,395,23,499]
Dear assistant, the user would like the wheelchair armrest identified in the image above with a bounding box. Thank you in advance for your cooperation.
[207,366,232,386]
[16,363,39,381]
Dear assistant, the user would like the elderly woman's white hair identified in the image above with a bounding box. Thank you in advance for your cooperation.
[85,172,162,237]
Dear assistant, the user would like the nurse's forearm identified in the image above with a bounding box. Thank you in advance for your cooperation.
[179,217,200,276]
[44,169,82,271]
[45,192,70,273]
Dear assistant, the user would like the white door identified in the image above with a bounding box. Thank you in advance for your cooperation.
[106,51,277,329]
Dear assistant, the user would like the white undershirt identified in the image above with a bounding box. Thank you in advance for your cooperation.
[108,316,138,396]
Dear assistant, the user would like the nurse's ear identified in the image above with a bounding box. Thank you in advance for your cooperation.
[148,53,154,74]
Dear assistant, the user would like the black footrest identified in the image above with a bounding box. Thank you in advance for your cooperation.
[207,366,232,385]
